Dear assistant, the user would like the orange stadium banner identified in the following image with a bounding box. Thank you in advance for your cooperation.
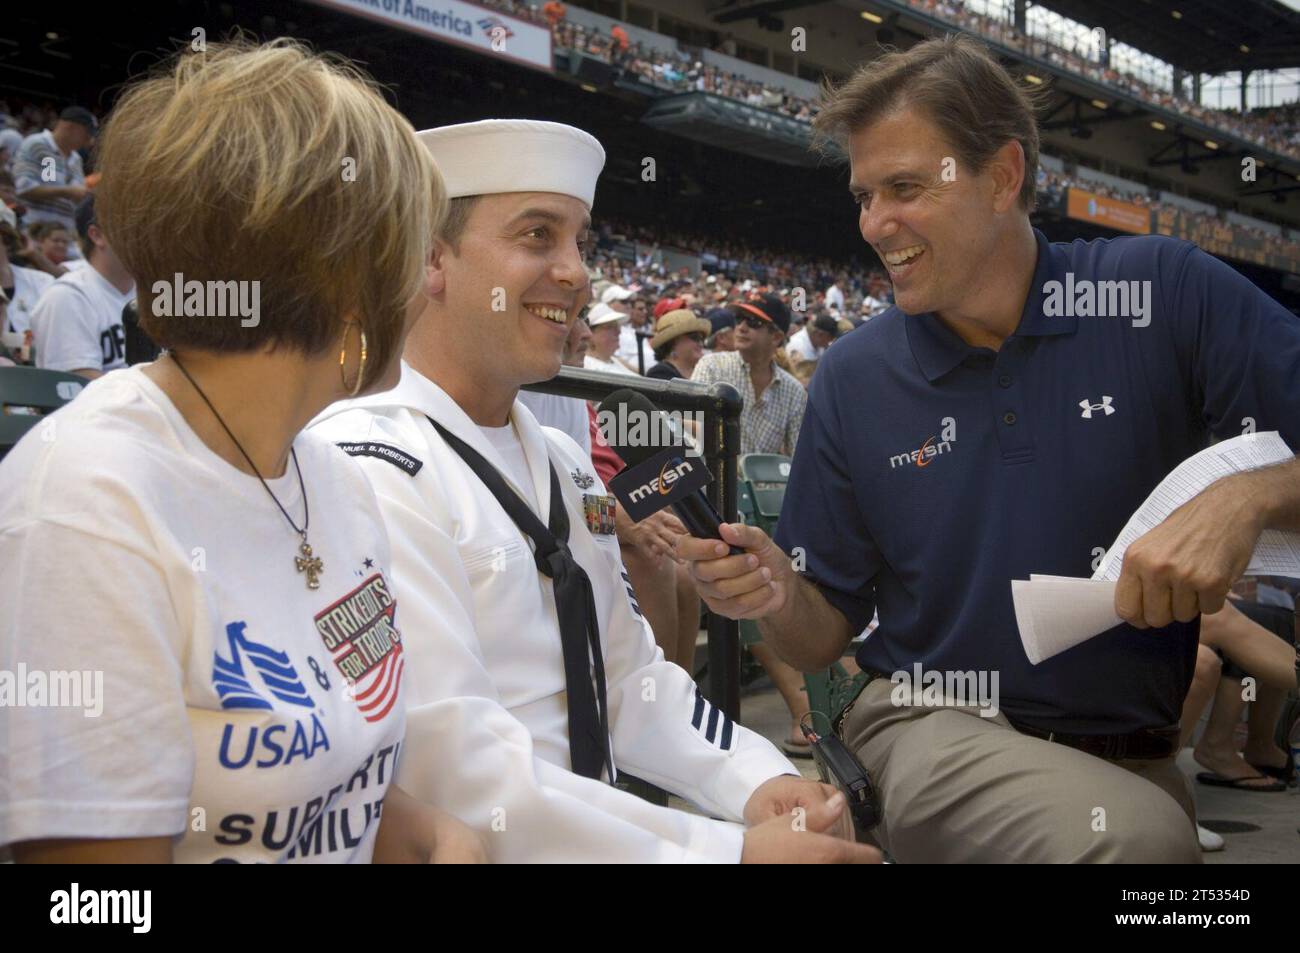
[1065,187,1151,236]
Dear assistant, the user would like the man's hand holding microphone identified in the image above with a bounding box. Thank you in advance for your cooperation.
[675,521,792,619]
[598,389,877,862]
[676,523,878,863]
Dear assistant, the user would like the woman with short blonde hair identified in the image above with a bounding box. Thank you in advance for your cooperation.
[0,39,482,863]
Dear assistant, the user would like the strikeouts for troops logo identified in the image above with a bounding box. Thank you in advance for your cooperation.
[313,573,404,723]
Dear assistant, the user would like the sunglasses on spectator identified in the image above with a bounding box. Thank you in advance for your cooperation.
[739,316,770,330]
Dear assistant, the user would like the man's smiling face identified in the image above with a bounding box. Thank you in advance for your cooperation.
[439,191,592,386]
[848,107,1006,318]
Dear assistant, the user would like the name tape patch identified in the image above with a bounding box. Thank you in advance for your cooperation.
[337,441,423,477]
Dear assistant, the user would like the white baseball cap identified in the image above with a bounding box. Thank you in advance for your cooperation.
[586,302,626,327]
[600,284,634,304]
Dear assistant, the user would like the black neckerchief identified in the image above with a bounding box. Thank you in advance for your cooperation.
[427,416,613,782]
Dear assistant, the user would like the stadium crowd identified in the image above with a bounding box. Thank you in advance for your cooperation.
[906,0,1300,161]
[0,80,899,374]
[1037,169,1300,268]
[493,0,1300,160]
[480,0,1300,265]
[4,100,1297,371]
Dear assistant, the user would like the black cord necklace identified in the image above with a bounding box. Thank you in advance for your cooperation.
[168,352,323,590]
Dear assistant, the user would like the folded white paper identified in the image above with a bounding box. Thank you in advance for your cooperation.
[1013,432,1299,665]
[1012,577,1120,665]
[1093,432,1300,581]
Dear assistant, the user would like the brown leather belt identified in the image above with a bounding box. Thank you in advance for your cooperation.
[847,670,1181,761]
[1009,719,1181,761]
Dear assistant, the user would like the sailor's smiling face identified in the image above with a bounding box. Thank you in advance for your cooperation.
[439,191,593,386]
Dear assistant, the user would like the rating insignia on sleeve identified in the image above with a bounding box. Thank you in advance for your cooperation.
[691,687,735,752]
[618,570,643,618]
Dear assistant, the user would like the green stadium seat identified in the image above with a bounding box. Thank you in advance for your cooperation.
[0,367,87,460]
[734,451,868,732]
[737,454,791,649]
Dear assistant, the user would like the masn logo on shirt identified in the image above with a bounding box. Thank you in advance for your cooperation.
[888,417,958,470]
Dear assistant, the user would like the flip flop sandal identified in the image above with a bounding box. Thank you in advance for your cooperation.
[1246,761,1293,782]
[780,738,814,759]
[1195,771,1286,792]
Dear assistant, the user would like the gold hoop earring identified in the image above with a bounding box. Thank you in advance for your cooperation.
[339,322,368,397]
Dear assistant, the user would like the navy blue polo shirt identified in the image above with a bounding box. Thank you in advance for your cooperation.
[775,228,1300,735]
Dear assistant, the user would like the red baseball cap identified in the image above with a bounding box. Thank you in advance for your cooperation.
[653,296,686,319]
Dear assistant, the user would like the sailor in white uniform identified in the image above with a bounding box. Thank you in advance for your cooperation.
[311,120,874,863]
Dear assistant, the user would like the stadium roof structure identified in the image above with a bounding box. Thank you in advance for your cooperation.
[641,91,826,166]
[714,0,1300,74]
[1033,0,1300,75]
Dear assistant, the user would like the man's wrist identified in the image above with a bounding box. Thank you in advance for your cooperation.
[1230,462,1292,531]
[762,566,804,636]
[762,547,796,615]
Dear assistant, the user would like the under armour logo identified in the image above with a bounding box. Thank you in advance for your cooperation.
[1079,396,1115,419]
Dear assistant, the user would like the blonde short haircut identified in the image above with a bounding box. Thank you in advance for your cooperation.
[96,38,444,385]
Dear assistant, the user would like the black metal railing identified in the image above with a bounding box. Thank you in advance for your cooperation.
[522,365,745,720]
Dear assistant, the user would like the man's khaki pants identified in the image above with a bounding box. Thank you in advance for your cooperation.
[840,677,1202,863]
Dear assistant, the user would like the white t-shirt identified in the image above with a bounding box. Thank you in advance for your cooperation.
[616,324,649,369]
[516,390,592,460]
[30,264,133,373]
[478,420,538,512]
[583,353,638,376]
[862,294,889,317]
[786,326,825,364]
[0,366,406,863]
[4,265,55,335]
[825,284,845,314]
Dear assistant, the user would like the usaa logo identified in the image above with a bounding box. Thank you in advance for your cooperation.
[213,621,330,770]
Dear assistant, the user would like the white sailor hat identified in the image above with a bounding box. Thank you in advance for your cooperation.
[416,119,606,207]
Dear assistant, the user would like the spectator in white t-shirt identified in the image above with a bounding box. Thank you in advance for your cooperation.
[0,214,53,339]
[29,194,134,377]
[786,312,840,367]
[824,273,846,314]
[607,285,650,371]
[0,40,481,865]
[583,302,638,374]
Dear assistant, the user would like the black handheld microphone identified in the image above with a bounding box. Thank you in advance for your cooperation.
[598,389,741,553]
